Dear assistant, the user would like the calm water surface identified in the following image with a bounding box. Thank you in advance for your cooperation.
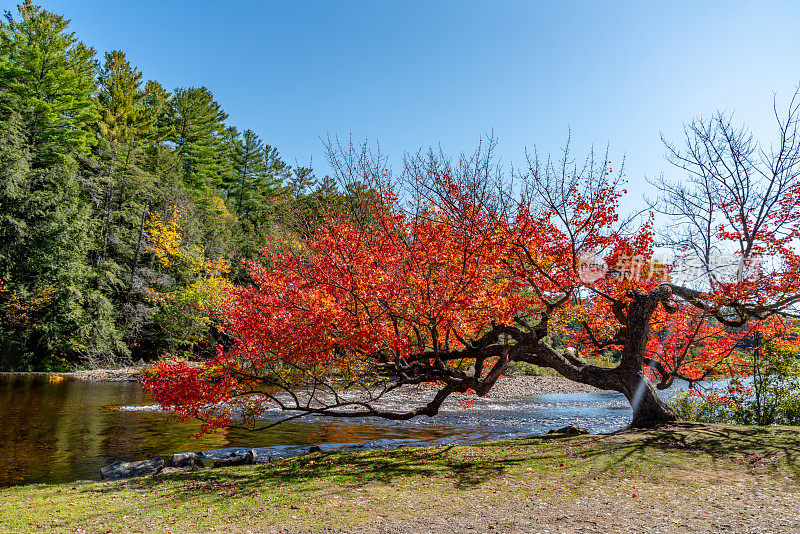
[1,374,641,486]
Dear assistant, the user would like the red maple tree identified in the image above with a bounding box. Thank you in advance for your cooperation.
[144,99,800,430]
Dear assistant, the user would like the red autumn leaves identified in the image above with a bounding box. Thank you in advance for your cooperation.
[142,168,800,430]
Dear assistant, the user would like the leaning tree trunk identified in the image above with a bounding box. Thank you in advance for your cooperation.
[615,287,677,428]
[528,287,678,428]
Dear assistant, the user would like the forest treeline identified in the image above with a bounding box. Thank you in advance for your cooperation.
[0,2,352,370]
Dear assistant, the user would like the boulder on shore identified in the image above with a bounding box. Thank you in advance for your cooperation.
[547,425,590,436]
[212,449,256,468]
[165,451,204,469]
[100,459,164,480]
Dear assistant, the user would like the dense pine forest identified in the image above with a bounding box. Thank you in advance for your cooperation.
[0,2,348,370]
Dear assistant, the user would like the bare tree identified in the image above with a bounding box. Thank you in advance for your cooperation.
[651,87,800,288]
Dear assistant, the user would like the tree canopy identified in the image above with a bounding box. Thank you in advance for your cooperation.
[144,92,800,428]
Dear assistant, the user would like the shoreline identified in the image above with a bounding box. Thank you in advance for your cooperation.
[0,424,797,533]
[0,366,147,382]
[0,368,599,396]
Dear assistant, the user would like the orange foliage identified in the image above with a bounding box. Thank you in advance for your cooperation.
[142,167,800,431]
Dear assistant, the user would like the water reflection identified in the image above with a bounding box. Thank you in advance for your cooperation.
[0,375,638,487]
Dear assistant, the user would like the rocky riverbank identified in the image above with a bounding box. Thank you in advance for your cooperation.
[4,367,601,397]
[66,365,146,382]
[0,369,142,382]
[99,450,257,481]
[0,365,150,382]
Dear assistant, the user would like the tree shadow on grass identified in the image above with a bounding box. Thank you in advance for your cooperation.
[83,444,527,503]
[570,422,800,481]
[77,424,800,506]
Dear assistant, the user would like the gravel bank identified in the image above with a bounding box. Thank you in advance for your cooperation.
[0,366,149,382]
[486,375,600,398]
[23,366,148,382]
[65,366,145,382]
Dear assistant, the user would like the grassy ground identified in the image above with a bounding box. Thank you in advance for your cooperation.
[1,423,799,533]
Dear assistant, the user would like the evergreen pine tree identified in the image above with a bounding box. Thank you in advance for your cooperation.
[170,86,229,196]
[0,1,121,368]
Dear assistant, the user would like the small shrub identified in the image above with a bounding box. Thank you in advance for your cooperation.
[778,394,800,426]
[671,343,800,426]
[671,391,732,423]
[506,361,556,376]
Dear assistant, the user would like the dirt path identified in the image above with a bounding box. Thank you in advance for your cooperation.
[349,474,799,533]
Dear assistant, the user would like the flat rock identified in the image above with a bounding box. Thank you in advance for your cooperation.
[212,449,256,468]
[547,425,591,435]
[100,459,164,480]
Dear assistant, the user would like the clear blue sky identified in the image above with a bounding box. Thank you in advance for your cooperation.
[32,0,800,203]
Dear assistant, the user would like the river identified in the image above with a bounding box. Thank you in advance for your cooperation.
[1,374,644,487]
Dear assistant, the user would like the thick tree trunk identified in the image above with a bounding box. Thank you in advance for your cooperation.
[520,342,677,428]
[615,287,677,428]
[618,368,677,428]
[524,287,678,428]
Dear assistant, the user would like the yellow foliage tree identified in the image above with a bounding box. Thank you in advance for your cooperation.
[145,209,233,357]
